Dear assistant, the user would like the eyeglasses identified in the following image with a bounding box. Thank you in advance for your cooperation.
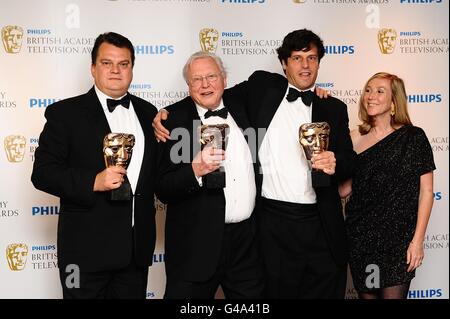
[190,73,221,87]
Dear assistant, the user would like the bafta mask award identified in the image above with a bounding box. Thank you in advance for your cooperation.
[299,122,331,188]
[103,133,135,201]
[199,124,229,189]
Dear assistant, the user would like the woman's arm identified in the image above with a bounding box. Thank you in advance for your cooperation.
[407,171,434,272]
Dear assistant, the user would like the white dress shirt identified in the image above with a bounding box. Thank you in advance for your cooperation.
[95,86,145,225]
[258,84,317,204]
[196,101,256,223]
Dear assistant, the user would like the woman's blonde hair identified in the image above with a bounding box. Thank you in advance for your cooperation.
[358,72,412,134]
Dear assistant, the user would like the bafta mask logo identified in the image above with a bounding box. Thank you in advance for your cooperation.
[103,133,135,201]
[299,122,330,161]
[199,124,229,151]
[299,122,331,187]
[199,124,229,189]
[1,25,24,54]
[199,28,219,53]
[378,28,397,54]
[103,133,135,168]
[6,243,28,271]
[4,135,26,163]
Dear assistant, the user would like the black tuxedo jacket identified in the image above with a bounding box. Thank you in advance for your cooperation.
[231,71,356,266]
[156,91,253,282]
[31,87,158,272]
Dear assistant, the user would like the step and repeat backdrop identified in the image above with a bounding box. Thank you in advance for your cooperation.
[0,0,448,299]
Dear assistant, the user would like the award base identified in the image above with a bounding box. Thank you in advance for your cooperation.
[311,170,330,188]
[111,180,132,201]
[204,170,225,189]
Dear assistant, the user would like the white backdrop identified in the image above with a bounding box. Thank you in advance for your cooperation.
[0,0,448,299]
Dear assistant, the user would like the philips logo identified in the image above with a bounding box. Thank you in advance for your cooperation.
[31,245,56,251]
[32,206,59,216]
[408,289,443,299]
[400,31,421,36]
[434,192,442,200]
[316,82,334,88]
[135,45,174,55]
[221,32,243,37]
[130,84,151,90]
[325,45,354,55]
[29,98,58,108]
[408,94,442,103]
[27,29,51,35]
[220,0,265,3]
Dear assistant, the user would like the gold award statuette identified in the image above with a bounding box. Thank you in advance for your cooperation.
[199,124,229,189]
[103,133,135,201]
[299,122,331,187]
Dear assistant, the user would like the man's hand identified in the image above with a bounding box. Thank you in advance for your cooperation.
[311,151,336,175]
[192,146,225,178]
[93,166,127,191]
[315,86,330,99]
[152,109,170,142]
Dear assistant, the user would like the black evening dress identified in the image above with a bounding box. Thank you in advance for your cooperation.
[345,125,435,292]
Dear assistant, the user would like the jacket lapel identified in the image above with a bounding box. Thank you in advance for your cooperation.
[83,87,111,149]
[311,93,326,123]
[257,81,288,149]
[223,89,250,131]
[131,96,155,193]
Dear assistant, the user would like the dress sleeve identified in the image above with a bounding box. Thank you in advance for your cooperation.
[408,126,436,176]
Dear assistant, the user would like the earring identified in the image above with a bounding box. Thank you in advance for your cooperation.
[390,104,395,116]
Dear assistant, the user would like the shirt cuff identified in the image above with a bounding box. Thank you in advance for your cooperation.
[195,175,203,187]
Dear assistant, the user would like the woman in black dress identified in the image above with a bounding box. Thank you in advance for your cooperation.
[339,72,435,299]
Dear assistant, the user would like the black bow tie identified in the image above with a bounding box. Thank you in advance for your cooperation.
[204,108,228,119]
[106,94,131,112]
[286,87,314,106]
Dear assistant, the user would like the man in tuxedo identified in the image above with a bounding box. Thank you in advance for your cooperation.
[154,29,356,298]
[231,29,356,298]
[31,32,158,299]
[156,51,264,298]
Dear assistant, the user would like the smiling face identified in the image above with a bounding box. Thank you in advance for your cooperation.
[91,42,133,98]
[282,46,320,91]
[363,77,393,118]
[187,57,226,110]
